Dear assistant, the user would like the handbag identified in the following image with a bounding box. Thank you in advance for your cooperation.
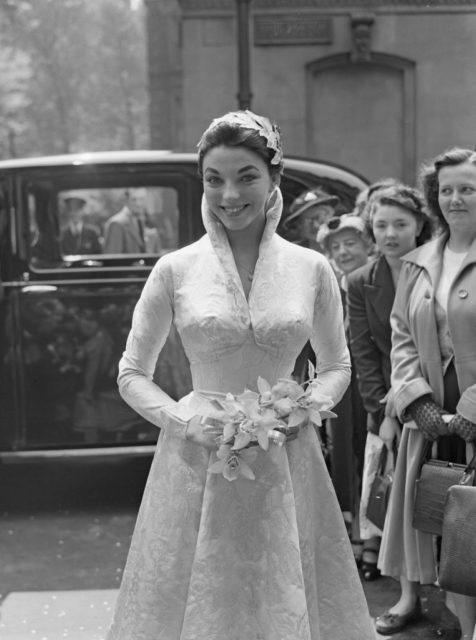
[439,485,476,596]
[366,445,393,531]
[413,443,476,536]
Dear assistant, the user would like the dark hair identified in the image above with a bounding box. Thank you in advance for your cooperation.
[353,177,400,217]
[419,147,476,232]
[364,183,433,246]
[197,120,283,183]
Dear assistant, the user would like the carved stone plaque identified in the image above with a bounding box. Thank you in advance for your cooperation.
[254,14,333,45]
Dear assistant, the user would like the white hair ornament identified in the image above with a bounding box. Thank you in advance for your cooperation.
[197,110,283,165]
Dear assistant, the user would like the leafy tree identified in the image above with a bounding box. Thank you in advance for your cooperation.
[0,43,30,157]
[0,0,148,157]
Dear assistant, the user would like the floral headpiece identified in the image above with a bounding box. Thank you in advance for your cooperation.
[197,110,283,165]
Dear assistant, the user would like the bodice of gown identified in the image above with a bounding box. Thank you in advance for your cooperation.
[118,189,350,428]
[170,235,334,393]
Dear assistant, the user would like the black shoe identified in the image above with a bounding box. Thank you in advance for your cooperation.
[361,548,381,581]
[375,599,422,635]
[361,560,380,581]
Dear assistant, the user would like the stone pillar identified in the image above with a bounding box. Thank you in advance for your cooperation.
[236,0,253,110]
[144,0,183,149]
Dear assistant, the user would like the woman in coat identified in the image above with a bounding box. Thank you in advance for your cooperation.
[376,148,476,638]
[347,184,432,581]
[316,215,372,562]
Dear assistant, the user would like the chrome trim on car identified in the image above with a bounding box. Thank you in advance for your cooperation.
[0,445,156,463]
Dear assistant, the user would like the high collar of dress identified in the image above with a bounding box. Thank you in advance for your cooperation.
[201,187,283,270]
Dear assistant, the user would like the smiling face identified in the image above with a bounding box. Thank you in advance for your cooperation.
[438,162,476,241]
[202,145,275,233]
[372,204,421,259]
[328,229,369,274]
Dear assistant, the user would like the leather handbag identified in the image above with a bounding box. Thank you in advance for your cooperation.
[366,446,393,531]
[412,444,476,536]
[439,485,476,596]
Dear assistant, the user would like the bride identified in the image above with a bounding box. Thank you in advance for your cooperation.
[107,110,375,640]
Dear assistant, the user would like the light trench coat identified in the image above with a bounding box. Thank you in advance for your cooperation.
[391,232,476,422]
[379,232,476,582]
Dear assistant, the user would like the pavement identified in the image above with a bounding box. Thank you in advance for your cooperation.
[1,589,117,640]
[0,508,462,640]
[0,459,463,640]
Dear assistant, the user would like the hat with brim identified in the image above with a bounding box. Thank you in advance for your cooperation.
[316,214,367,252]
[284,190,339,227]
[62,191,88,207]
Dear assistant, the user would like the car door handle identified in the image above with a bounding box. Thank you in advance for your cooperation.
[81,259,103,267]
[21,285,58,293]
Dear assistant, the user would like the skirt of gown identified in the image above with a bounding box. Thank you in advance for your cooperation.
[107,391,376,640]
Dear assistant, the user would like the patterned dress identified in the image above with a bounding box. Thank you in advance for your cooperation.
[107,189,376,640]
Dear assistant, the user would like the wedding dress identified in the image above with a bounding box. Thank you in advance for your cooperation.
[107,189,375,640]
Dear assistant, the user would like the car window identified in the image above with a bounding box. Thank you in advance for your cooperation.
[24,173,188,270]
[57,186,180,258]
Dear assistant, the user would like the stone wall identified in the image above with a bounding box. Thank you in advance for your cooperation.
[147,0,476,183]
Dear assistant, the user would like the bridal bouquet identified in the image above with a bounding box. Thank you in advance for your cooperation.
[207,362,336,482]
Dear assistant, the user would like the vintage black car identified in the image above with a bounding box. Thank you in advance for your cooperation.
[0,150,367,463]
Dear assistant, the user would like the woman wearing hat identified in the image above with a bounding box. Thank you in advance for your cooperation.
[285,188,341,383]
[282,187,339,251]
[316,215,373,563]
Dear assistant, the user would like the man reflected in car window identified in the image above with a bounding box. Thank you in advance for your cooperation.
[60,192,102,256]
[103,188,149,254]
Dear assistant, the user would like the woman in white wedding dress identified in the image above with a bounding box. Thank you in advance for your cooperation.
[107,111,375,640]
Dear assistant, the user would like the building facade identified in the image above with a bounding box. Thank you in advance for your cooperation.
[146,0,476,184]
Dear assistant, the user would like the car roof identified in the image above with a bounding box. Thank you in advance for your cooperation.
[0,150,179,168]
[0,150,368,189]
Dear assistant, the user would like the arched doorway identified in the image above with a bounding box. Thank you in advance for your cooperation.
[307,53,416,184]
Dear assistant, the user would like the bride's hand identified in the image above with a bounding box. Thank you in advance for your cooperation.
[185,412,226,451]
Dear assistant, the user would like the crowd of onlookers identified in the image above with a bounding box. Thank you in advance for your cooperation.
[57,142,476,638]
[285,147,476,639]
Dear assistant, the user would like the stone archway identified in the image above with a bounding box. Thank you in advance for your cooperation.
[306,53,416,184]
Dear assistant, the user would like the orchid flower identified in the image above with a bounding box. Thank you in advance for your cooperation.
[206,366,337,481]
[208,444,258,482]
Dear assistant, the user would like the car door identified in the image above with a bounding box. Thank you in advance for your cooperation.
[0,174,22,451]
[2,161,202,453]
